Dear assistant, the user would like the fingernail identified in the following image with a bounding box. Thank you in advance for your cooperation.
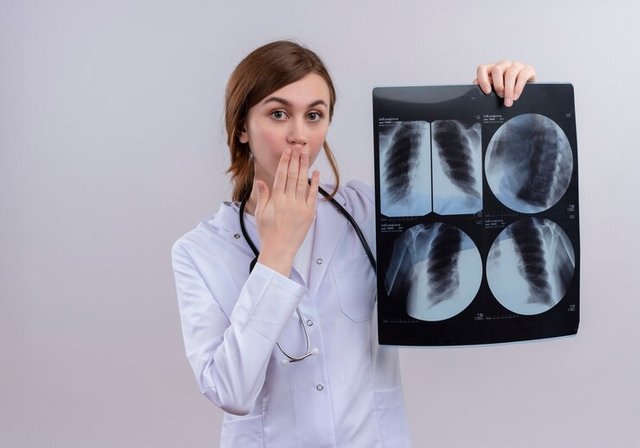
[505,97,513,107]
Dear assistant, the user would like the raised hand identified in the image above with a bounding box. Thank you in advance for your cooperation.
[475,60,536,107]
[253,147,320,277]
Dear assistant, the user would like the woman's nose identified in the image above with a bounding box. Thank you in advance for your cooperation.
[287,119,307,146]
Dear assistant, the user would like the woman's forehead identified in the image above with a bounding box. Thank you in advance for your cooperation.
[259,73,331,107]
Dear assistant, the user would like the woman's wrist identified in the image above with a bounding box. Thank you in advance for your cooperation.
[257,244,296,277]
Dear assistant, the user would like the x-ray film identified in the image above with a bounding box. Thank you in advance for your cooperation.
[373,84,579,345]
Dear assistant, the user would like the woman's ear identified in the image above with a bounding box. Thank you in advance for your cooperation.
[239,124,249,144]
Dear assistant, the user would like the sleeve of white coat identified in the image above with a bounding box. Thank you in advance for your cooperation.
[172,240,305,415]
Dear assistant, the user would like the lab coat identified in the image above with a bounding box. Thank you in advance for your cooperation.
[172,180,412,447]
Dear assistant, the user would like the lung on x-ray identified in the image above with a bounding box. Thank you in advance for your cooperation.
[379,119,483,216]
[373,84,579,346]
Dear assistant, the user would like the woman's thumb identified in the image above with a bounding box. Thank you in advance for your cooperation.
[254,180,269,212]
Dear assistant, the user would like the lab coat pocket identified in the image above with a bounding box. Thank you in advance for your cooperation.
[220,414,263,447]
[331,255,376,322]
[374,387,412,448]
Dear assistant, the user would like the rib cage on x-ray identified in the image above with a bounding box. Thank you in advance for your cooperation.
[487,217,575,315]
[485,114,573,213]
[384,222,482,321]
[431,120,482,214]
[379,121,431,217]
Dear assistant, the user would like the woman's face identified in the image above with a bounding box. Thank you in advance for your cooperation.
[239,73,331,186]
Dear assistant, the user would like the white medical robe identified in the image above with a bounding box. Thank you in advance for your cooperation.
[172,180,412,447]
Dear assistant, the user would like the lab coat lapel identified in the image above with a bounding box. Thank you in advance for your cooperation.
[213,203,314,287]
[212,203,259,256]
[308,197,348,299]
[213,200,346,294]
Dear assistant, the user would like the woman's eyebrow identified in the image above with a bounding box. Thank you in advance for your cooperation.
[262,97,328,108]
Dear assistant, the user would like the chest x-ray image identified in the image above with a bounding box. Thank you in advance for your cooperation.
[378,119,482,217]
[485,113,573,214]
[432,120,482,214]
[384,223,482,321]
[373,84,579,346]
[379,121,431,217]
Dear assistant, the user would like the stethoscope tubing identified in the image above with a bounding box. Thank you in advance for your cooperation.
[238,183,376,363]
[239,185,376,272]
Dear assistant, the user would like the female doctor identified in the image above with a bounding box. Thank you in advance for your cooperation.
[171,40,536,447]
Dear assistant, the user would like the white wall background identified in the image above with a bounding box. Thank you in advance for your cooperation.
[2,1,639,447]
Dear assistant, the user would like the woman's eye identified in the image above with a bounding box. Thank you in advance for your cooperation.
[307,112,322,121]
[271,110,287,120]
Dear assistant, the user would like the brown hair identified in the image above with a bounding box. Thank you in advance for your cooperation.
[225,40,340,201]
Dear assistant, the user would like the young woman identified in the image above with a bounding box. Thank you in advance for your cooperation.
[172,41,535,447]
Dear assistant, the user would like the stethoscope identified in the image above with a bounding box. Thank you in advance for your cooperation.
[239,185,376,364]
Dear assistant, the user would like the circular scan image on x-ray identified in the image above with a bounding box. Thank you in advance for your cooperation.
[485,114,573,213]
[487,218,575,315]
[383,222,482,321]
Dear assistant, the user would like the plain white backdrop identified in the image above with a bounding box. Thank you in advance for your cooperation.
[1,1,639,446]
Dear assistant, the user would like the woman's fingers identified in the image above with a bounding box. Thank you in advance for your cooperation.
[278,147,310,202]
[513,65,536,101]
[272,148,291,196]
[503,62,536,105]
[490,60,512,99]
[475,64,493,95]
[502,61,524,107]
[285,147,301,198]
[307,169,320,209]
[476,60,536,107]
[296,149,311,200]
[270,147,313,205]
